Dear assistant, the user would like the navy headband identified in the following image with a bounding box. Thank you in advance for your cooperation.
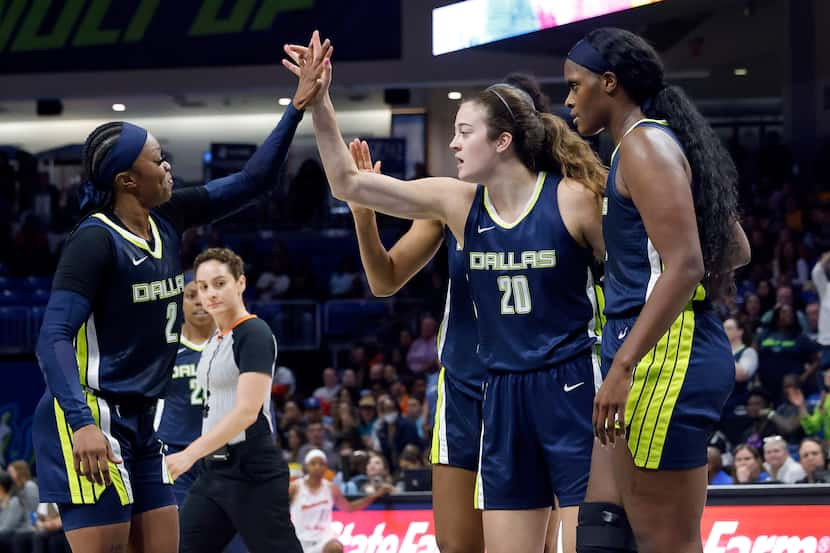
[94,122,148,190]
[566,38,612,75]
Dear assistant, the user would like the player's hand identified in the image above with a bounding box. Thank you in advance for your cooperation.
[593,363,630,446]
[282,30,333,110]
[73,424,121,486]
[348,139,381,218]
[166,450,196,482]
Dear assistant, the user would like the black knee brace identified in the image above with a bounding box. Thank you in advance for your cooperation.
[576,502,637,553]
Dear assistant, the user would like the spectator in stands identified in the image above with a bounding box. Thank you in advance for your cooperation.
[756,305,819,404]
[10,501,68,553]
[806,302,820,343]
[278,400,303,440]
[7,460,38,514]
[0,471,31,549]
[387,329,413,371]
[329,256,363,298]
[739,389,780,449]
[397,444,425,471]
[282,426,306,481]
[406,315,439,374]
[342,450,371,496]
[767,375,808,444]
[760,285,808,332]
[741,293,763,336]
[798,369,830,438]
[364,452,398,495]
[732,444,771,484]
[303,396,330,428]
[811,252,830,368]
[298,421,338,470]
[706,446,732,486]
[357,395,378,448]
[795,438,829,484]
[332,401,362,453]
[373,396,421,472]
[340,368,360,404]
[313,367,341,404]
[272,365,297,401]
[255,246,292,300]
[762,435,806,483]
[723,318,758,416]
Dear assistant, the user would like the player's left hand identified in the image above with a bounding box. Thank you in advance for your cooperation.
[166,450,196,482]
[593,363,630,446]
[348,139,382,218]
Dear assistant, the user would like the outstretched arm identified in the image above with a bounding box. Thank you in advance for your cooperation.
[156,31,332,231]
[282,40,473,243]
[348,140,444,296]
[332,482,392,512]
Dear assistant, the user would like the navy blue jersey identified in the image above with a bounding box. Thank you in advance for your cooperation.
[70,212,185,398]
[154,336,206,447]
[437,228,487,398]
[464,172,599,372]
[603,119,706,318]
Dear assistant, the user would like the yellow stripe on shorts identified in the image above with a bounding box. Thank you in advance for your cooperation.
[87,394,131,506]
[54,399,103,504]
[625,306,695,469]
[429,368,446,465]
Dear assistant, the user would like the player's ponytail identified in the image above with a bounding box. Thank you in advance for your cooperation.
[584,27,740,301]
[472,83,605,203]
[538,112,605,202]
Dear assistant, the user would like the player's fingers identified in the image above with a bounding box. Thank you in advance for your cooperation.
[594,402,607,445]
[360,140,372,168]
[317,39,332,65]
[606,405,617,445]
[281,59,301,78]
[616,405,627,439]
[311,30,322,63]
[373,161,382,173]
[74,452,83,478]
[84,453,100,485]
[99,455,112,486]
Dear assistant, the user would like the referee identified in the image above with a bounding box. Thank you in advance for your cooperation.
[166,247,301,553]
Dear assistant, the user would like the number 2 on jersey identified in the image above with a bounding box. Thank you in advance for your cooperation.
[497,275,532,315]
[165,302,178,343]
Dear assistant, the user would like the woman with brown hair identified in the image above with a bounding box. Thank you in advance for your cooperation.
[284,34,606,553]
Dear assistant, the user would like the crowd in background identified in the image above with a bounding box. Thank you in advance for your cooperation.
[3,132,830,551]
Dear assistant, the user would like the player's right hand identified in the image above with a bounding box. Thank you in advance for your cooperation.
[73,424,122,486]
[348,139,382,218]
[281,30,333,109]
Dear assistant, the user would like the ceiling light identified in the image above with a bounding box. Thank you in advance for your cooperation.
[112,103,126,112]
[448,91,462,100]
[278,98,291,106]
[734,68,748,76]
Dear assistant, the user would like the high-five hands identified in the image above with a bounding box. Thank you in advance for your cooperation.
[282,30,333,110]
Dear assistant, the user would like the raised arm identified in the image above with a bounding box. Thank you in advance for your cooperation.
[155,32,332,231]
[282,38,473,243]
[348,140,444,296]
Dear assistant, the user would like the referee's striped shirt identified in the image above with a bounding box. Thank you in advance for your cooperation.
[197,315,275,444]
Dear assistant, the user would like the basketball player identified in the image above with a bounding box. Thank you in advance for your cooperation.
[290,449,392,553]
[284,34,606,553]
[564,28,750,553]
[343,72,555,553]
[31,31,331,553]
[154,277,214,507]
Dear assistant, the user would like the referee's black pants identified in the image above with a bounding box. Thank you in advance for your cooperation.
[179,435,302,553]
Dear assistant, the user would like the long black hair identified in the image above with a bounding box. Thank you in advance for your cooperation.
[585,28,740,301]
[78,121,124,218]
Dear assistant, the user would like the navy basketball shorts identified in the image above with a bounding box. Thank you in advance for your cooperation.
[32,392,175,531]
[601,307,734,470]
[162,442,203,508]
[429,367,482,471]
[475,351,599,510]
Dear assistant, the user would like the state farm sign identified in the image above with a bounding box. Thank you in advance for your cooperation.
[330,505,830,553]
